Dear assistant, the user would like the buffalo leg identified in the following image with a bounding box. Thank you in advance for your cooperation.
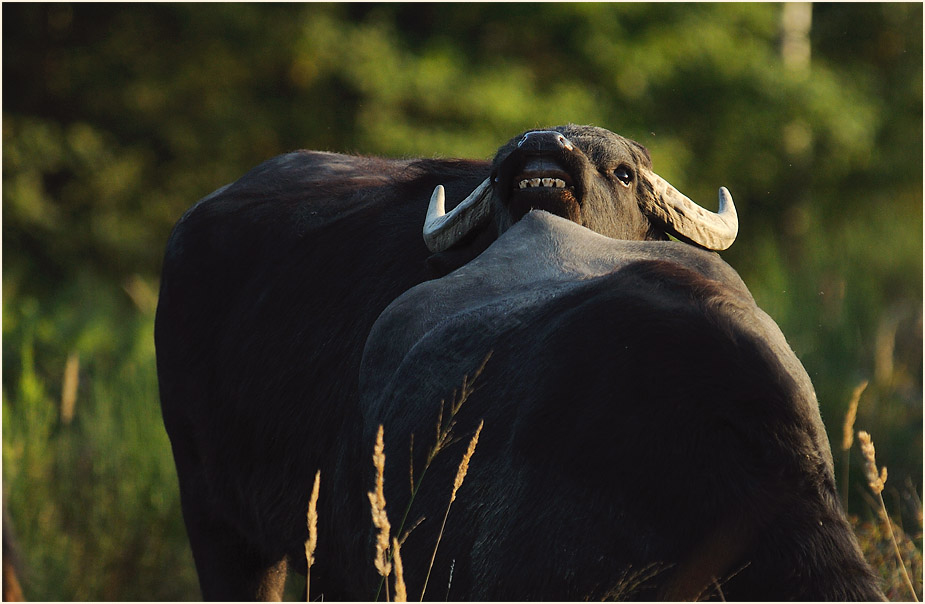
[167,420,287,602]
[176,470,288,601]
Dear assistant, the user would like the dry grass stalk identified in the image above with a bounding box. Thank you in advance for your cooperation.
[857,431,887,495]
[857,430,918,601]
[602,562,666,600]
[368,424,393,600]
[369,435,392,564]
[842,380,867,451]
[60,351,80,425]
[424,353,491,469]
[382,354,491,596]
[305,469,320,602]
[841,380,868,505]
[399,516,425,547]
[450,420,482,504]
[392,537,407,602]
[2,557,24,602]
[409,433,415,496]
[445,559,456,600]
[374,355,492,602]
[420,420,483,601]
[713,579,726,602]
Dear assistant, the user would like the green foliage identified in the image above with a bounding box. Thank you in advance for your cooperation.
[2,286,197,599]
[2,3,921,600]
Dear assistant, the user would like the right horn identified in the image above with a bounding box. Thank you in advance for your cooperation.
[641,171,738,251]
[423,178,493,253]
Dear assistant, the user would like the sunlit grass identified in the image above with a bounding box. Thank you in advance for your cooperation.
[2,284,199,601]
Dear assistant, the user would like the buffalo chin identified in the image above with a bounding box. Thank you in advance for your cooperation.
[507,188,580,223]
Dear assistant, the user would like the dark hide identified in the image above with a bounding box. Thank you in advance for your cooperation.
[156,129,882,600]
[156,126,675,600]
[155,151,489,600]
[359,212,884,601]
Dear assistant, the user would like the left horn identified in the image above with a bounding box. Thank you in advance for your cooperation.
[423,178,493,253]
[641,171,738,251]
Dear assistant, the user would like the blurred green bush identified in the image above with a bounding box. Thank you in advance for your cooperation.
[2,4,921,600]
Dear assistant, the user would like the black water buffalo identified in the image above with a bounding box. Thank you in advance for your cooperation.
[359,211,884,601]
[154,124,879,600]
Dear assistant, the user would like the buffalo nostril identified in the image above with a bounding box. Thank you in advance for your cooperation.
[518,130,575,152]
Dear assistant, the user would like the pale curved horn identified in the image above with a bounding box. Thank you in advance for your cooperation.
[423,178,493,253]
[641,172,738,251]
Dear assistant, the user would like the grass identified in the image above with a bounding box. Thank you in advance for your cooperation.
[841,379,868,504]
[368,424,394,601]
[841,379,923,601]
[2,281,199,600]
[369,357,488,602]
[1,280,921,601]
[856,430,920,601]
[304,470,320,602]
[419,418,482,601]
[852,510,923,602]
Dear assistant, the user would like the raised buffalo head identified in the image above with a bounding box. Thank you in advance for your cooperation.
[424,125,738,252]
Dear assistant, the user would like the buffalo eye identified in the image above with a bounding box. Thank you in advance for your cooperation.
[613,166,633,186]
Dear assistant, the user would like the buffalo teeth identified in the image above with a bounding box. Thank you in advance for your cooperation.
[517,178,567,189]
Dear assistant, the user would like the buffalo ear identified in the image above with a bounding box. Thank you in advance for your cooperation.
[628,139,653,166]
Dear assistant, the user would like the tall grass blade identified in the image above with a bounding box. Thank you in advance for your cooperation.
[841,380,868,506]
[60,352,80,425]
[305,470,320,602]
[392,538,407,602]
[369,425,392,601]
[858,430,919,601]
[420,420,482,601]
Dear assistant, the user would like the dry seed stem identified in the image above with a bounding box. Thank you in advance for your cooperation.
[842,380,867,451]
[409,433,415,496]
[450,420,482,503]
[375,354,492,602]
[857,430,918,601]
[60,352,80,424]
[305,470,320,602]
[857,431,887,495]
[841,380,868,505]
[399,516,425,546]
[369,425,392,600]
[392,354,492,565]
[392,538,407,602]
[420,420,483,601]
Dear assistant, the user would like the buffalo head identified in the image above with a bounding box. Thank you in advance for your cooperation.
[423,124,738,252]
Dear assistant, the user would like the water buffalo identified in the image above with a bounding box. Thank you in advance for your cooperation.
[154,125,878,599]
[359,211,884,601]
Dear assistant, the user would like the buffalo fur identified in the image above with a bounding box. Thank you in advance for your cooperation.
[155,129,883,600]
[156,151,490,600]
[359,213,883,601]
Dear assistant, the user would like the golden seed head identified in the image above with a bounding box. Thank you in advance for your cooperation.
[451,420,483,503]
[369,425,392,578]
[841,380,867,451]
[373,425,386,505]
[392,537,407,602]
[305,470,320,567]
[857,430,887,495]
